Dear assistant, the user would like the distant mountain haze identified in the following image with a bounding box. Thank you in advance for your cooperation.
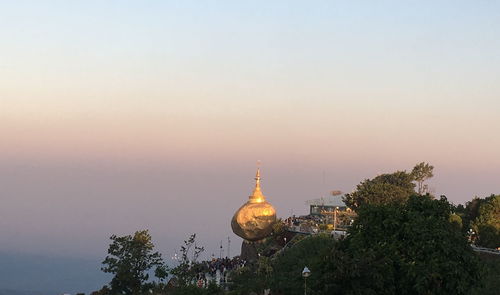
[0,252,109,294]
[0,290,44,295]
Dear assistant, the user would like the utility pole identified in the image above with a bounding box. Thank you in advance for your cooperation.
[333,206,339,231]
[227,236,231,258]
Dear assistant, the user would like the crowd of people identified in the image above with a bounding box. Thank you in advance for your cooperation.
[192,256,247,287]
[204,256,246,277]
[285,212,355,233]
[187,213,355,288]
[284,215,324,233]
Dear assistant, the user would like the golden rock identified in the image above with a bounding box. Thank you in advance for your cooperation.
[231,169,277,242]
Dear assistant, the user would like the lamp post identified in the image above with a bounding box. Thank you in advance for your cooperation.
[333,206,339,231]
[302,266,311,295]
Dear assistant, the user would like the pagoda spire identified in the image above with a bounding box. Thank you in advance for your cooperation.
[250,166,265,203]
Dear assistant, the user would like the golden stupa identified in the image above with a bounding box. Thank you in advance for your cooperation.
[231,168,277,242]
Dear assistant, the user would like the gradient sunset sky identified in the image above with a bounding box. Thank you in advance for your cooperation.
[1,1,500,292]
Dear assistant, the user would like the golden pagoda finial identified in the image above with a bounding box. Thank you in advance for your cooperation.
[250,161,265,203]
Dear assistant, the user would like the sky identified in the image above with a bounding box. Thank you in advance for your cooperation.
[1,1,500,293]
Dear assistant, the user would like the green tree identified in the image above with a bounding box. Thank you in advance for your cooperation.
[170,234,205,287]
[270,234,336,295]
[228,263,264,295]
[329,195,483,294]
[228,234,336,295]
[458,196,484,235]
[411,162,434,194]
[343,171,416,210]
[90,286,111,295]
[472,253,500,295]
[472,194,500,248]
[449,213,463,231]
[171,281,224,295]
[229,196,484,294]
[465,197,483,222]
[101,230,166,295]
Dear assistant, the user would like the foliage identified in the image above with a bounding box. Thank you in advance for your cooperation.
[101,230,165,295]
[411,162,434,194]
[330,195,483,294]
[171,281,224,295]
[155,264,169,282]
[271,218,286,239]
[343,170,416,210]
[227,263,264,295]
[204,281,225,295]
[228,256,274,294]
[254,219,287,257]
[170,233,205,287]
[270,234,336,295]
[472,253,500,295]
[228,234,336,295]
[449,213,463,231]
[471,195,500,248]
[460,197,484,233]
[460,195,500,247]
[90,286,111,295]
[231,195,483,294]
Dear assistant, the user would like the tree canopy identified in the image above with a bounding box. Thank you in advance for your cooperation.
[411,162,434,194]
[471,194,500,248]
[332,195,482,294]
[170,233,205,287]
[231,195,484,295]
[101,230,166,295]
[343,170,416,210]
[269,234,336,295]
